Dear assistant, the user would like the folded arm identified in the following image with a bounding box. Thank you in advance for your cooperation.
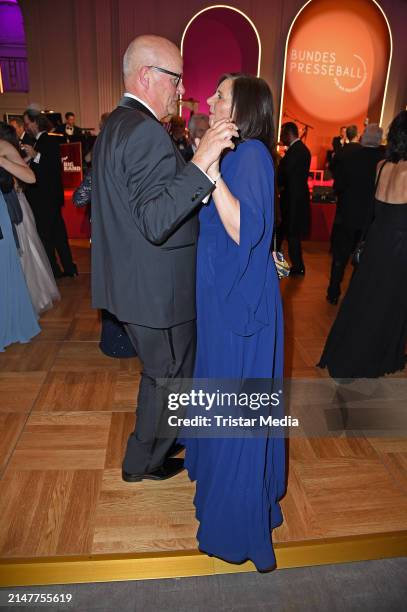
[0,140,35,184]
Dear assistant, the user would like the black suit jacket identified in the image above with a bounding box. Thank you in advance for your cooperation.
[332,141,362,181]
[25,132,64,217]
[332,136,345,156]
[277,139,311,234]
[334,145,385,230]
[91,96,214,328]
[20,131,35,147]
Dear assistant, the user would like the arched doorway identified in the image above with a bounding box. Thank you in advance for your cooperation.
[180,5,261,118]
[278,0,392,167]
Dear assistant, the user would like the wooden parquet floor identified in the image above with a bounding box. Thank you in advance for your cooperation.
[0,241,406,560]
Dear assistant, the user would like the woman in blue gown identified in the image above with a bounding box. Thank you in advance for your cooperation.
[0,190,40,351]
[184,74,286,571]
[0,140,40,351]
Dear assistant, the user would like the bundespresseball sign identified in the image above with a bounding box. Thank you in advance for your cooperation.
[281,0,391,165]
[286,10,379,122]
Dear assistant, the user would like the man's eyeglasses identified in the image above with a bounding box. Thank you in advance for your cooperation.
[148,66,182,87]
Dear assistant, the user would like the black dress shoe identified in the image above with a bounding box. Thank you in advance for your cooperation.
[122,458,184,483]
[290,267,305,276]
[63,263,78,278]
[167,443,185,457]
[326,295,339,305]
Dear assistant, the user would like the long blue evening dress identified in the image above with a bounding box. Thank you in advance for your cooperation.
[184,139,286,570]
[0,192,40,351]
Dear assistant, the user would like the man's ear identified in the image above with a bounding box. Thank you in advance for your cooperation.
[139,66,150,90]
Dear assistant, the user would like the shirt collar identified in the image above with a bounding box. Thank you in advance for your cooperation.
[124,93,158,120]
[289,138,300,148]
[36,131,46,140]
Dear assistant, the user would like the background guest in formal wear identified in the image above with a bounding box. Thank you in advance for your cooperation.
[331,124,361,179]
[188,113,210,153]
[169,115,194,162]
[22,109,77,279]
[73,112,137,360]
[0,122,60,314]
[0,143,40,351]
[91,35,237,483]
[319,111,407,378]
[56,112,83,143]
[276,122,311,275]
[332,126,348,156]
[328,125,348,171]
[9,116,35,148]
[326,124,385,304]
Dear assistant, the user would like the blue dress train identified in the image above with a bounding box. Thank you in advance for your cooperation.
[0,192,40,351]
[184,140,286,570]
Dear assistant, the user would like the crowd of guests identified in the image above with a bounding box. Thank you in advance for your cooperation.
[0,110,77,352]
[319,112,407,378]
[1,31,405,573]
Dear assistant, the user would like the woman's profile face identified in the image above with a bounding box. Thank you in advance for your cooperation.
[207,78,233,127]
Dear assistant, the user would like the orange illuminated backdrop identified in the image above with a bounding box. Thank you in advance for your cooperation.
[279,0,392,167]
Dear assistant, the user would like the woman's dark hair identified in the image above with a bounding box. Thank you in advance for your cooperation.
[0,121,20,152]
[23,109,52,133]
[386,110,407,162]
[218,73,275,153]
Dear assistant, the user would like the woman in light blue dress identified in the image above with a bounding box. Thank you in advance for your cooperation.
[0,150,40,351]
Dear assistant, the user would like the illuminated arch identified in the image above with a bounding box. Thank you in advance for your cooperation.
[179,5,261,116]
[278,0,393,139]
[181,5,261,75]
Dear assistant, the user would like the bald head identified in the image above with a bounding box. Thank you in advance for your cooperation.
[123,35,180,85]
[122,35,184,119]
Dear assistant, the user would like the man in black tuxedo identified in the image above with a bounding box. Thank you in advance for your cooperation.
[22,110,77,278]
[277,122,311,275]
[327,124,384,304]
[328,125,347,172]
[55,112,83,143]
[332,126,348,157]
[92,35,237,482]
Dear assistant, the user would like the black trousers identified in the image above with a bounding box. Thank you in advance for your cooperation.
[327,223,361,300]
[276,224,304,271]
[33,206,75,276]
[123,320,196,474]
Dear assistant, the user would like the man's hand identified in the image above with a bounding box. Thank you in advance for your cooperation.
[21,144,35,160]
[191,119,238,174]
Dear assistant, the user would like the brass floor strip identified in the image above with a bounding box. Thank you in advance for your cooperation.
[1,531,406,587]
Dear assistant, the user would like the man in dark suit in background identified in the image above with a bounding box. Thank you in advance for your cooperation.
[55,112,83,143]
[330,124,361,181]
[9,116,35,148]
[332,126,348,156]
[277,122,311,275]
[170,115,194,162]
[22,109,77,278]
[326,124,384,304]
[92,35,237,483]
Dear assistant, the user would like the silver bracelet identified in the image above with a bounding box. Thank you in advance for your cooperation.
[213,172,221,184]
